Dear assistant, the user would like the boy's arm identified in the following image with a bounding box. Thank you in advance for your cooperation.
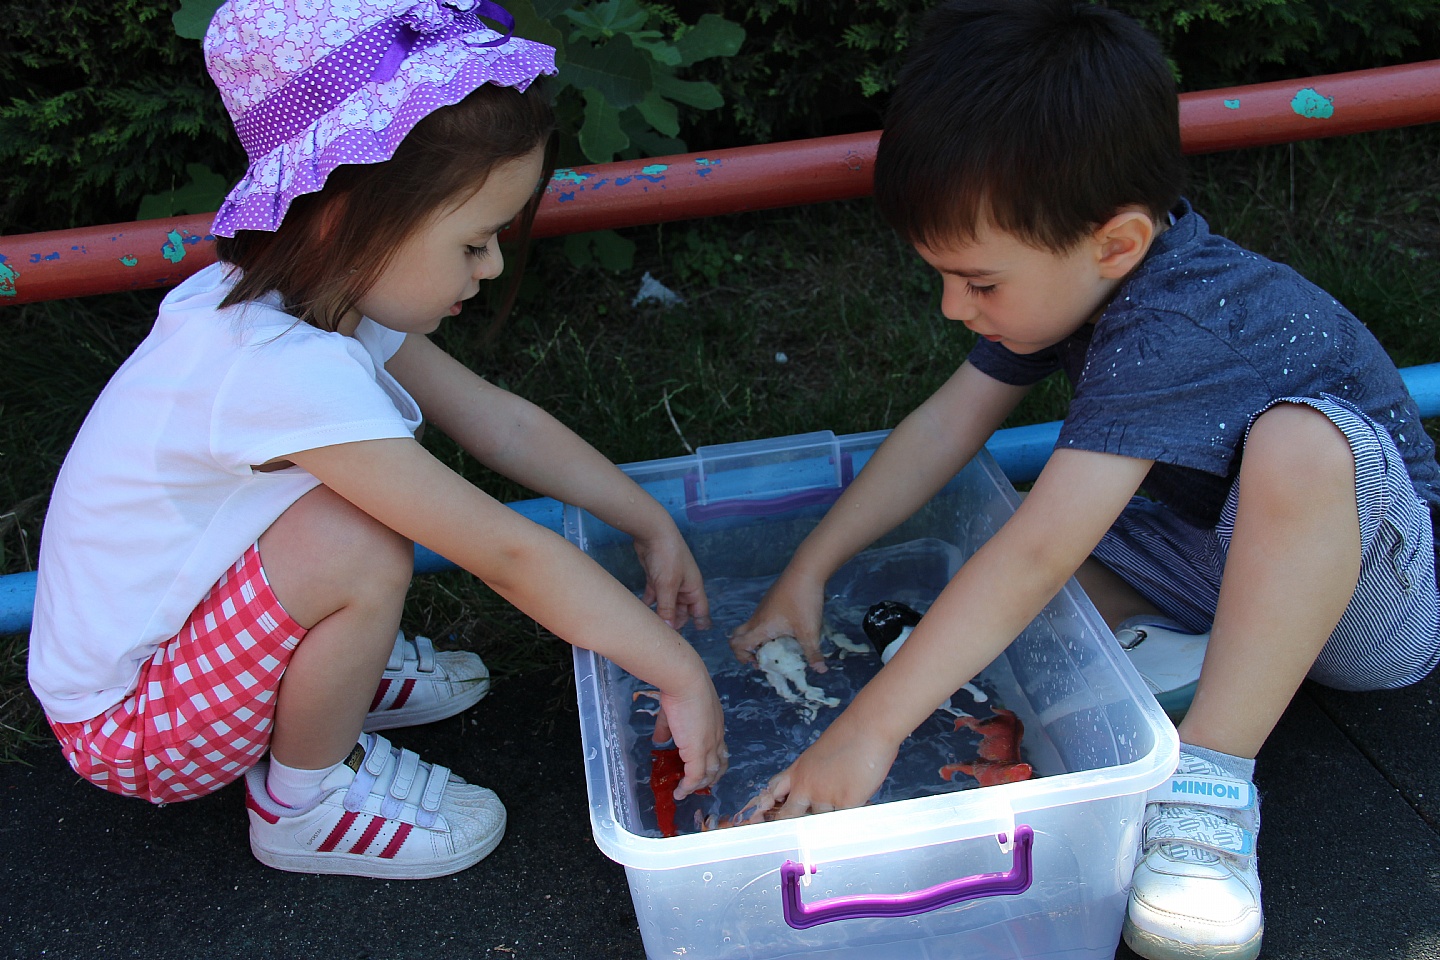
[731,361,1030,664]
[750,446,1154,819]
[386,334,708,627]
[289,435,725,796]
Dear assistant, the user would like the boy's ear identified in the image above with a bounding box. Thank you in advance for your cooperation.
[1091,208,1156,279]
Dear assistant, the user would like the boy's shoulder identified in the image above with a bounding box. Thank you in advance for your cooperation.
[1113,199,1350,329]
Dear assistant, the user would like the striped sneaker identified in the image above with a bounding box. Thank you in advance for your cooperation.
[363,632,490,732]
[244,733,505,879]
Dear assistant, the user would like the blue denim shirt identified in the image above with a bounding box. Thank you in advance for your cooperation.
[968,200,1440,529]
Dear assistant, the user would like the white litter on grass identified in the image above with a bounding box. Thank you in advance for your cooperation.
[632,272,684,307]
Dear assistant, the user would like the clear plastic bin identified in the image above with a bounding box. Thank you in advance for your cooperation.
[567,430,1178,960]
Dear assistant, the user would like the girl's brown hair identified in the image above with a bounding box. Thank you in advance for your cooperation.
[216,81,556,331]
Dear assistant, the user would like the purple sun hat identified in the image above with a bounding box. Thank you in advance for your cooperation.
[205,0,556,236]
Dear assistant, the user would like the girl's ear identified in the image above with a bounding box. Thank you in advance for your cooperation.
[1091,208,1156,279]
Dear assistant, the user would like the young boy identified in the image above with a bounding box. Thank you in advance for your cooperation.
[729,2,1440,958]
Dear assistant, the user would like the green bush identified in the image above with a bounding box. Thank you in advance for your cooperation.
[2,0,742,235]
[5,0,1438,234]
[0,0,244,234]
[684,0,1440,146]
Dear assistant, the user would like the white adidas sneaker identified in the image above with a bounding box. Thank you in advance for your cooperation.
[1123,752,1263,960]
[245,733,505,879]
[363,631,491,732]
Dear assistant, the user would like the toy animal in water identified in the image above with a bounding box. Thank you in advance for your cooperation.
[756,636,840,721]
[863,601,989,713]
[862,600,924,663]
[940,707,1034,787]
[649,745,712,838]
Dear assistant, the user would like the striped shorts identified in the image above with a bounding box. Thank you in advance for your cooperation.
[1093,395,1440,691]
[48,545,307,804]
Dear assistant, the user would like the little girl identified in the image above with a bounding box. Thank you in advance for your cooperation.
[27,0,727,880]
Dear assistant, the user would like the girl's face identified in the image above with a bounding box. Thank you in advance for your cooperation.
[345,143,547,336]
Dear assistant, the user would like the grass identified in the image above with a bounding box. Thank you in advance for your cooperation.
[3,124,1439,758]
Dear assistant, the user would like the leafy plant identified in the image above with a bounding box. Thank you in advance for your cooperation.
[161,0,742,266]
[0,0,243,234]
[688,0,1440,145]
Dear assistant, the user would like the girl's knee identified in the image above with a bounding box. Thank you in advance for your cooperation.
[259,486,413,614]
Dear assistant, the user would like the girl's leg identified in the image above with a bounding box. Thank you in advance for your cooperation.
[1179,402,1360,758]
[257,484,414,769]
[247,486,507,879]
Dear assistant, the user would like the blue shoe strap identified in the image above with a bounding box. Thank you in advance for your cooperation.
[1148,771,1256,811]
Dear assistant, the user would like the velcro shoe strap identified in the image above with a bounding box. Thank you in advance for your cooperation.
[389,749,422,803]
[1149,772,1256,811]
[363,734,394,776]
[385,631,410,672]
[413,634,437,673]
[417,764,449,828]
[1145,808,1255,857]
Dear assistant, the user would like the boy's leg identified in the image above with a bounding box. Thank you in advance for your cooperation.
[1180,402,1359,757]
[1073,557,1167,629]
[1126,398,1439,960]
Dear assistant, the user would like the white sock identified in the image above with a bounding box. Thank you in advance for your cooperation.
[266,755,345,809]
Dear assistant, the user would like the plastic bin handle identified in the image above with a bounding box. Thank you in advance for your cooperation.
[779,825,1034,929]
[682,453,855,523]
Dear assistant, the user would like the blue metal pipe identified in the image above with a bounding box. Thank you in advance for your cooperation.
[3,362,1438,636]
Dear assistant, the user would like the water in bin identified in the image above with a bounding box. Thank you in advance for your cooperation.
[625,538,1043,837]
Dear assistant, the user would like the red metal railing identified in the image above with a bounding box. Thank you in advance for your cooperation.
[4,60,1439,307]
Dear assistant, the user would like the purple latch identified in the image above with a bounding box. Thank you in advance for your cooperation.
[779,825,1035,929]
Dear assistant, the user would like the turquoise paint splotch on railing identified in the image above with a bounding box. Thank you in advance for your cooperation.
[0,256,16,297]
[161,230,187,264]
[1224,98,1241,110]
[1291,88,1335,119]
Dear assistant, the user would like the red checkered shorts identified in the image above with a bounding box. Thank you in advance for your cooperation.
[48,545,307,804]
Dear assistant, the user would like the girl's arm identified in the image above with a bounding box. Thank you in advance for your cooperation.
[386,334,707,628]
[730,361,1031,666]
[289,435,725,796]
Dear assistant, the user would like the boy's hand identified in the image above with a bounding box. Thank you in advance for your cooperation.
[741,718,898,819]
[728,570,828,672]
[656,672,729,800]
[634,527,711,631]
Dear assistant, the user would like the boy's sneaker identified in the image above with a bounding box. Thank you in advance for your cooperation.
[1123,752,1262,960]
[1114,617,1208,721]
[245,733,506,879]
[363,631,490,732]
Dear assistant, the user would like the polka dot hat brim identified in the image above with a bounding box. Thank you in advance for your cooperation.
[205,0,556,236]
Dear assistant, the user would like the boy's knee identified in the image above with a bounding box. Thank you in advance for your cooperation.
[1242,403,1355,503]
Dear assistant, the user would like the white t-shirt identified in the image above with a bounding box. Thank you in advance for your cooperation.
[30,262,423,722]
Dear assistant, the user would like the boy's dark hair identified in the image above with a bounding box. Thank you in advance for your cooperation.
[216,81,556,332]
[875,0,1184,253]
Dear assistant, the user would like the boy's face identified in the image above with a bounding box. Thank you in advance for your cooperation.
[915,221,1118,355]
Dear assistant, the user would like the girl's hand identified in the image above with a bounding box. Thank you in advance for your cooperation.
[741,718,898,820]
[634,526,711,632]
[728,569,827,671]
[656,670,728,800]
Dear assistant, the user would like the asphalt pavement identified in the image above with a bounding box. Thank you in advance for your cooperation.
[3,660,1437,959]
